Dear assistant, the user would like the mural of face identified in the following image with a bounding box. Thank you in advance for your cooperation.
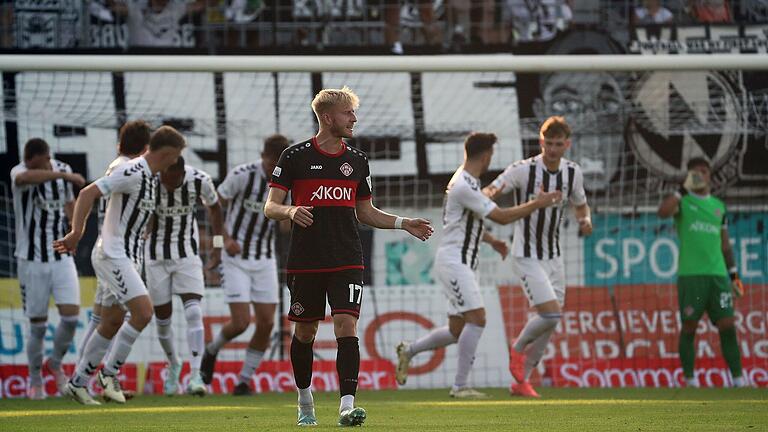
[534,71,625,191]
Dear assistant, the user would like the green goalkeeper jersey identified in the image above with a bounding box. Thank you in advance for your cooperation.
[674,193,728,277]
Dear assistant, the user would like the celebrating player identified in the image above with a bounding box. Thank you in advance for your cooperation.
[55,126,185,405]
[146,156,224,396]
[657,157,747,388]
[395,132,562,398]
[264,87,434,426]
[200,134,289,395]
[484,116,592,398]
[77,120,150,371]
[11,138,86,399]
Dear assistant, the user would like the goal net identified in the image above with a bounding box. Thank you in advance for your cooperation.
[0,55,766,396]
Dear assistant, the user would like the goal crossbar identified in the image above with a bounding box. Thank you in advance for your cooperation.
[1,54,767,73]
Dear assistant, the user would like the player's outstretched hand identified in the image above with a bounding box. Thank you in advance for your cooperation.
[534,188,562,208]
[490,239,509,260]
[578,217,593,237]
[224,237,241,257]
[53,231,81,254]
[290,206,314,228]
[403,218,434,242]
[65,173,86,188]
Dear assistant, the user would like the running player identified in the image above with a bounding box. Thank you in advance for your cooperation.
[55,126,185,405]
[77,120,150,370]
[11,138,86,399]
[264,87,434,427]
[146,156,224,396]
[395,132,561,397]
[657,157,747,388]
[484,116,592,398]
[199,134,289,396]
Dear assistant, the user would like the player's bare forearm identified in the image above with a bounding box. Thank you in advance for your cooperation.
[657,194,680,219]
[575,203,590,220]
[355,200,397,229]
[207,201,225,236]
[15,169,81,186]
[482,231,496,244]
[69,184,101,235]
[65,201,75,225]
[265,187,313,228]
[722,230,736,270]
[575,204,593,236]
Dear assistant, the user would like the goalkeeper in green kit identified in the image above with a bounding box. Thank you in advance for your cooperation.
[658,157,747,388]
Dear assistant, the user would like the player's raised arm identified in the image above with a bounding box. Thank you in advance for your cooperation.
[14,167,85,188]
[53,183,102,253]
[355,199,433,242]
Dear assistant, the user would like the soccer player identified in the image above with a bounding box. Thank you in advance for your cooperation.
[199,134,289,395]
[77,120,151,367]
[657,158,746,388]
[54,126,185,405]
[484,116,592,398]
[395,132,562,398]
[11,138,86,399]
[146,156,224,396]
[264,87,434,427]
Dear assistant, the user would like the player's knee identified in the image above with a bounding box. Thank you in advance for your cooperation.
[183,299,203,326]
[130,307,154,329]
[231,315,251,334]
[294,322,318,343]
[255,315,275,331]
[681,320,698,335]
[539,312,562,330]
[717,317,736,332]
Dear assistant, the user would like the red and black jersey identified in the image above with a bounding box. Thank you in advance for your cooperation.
[269,137,372,273]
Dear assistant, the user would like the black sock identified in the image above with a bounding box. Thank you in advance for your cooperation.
[291,335,314,389]
[336,336,360,397]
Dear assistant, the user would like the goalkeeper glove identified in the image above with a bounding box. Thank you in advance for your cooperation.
[730,270,745,298]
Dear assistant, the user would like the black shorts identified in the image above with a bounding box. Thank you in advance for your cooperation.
[287,269,364,322]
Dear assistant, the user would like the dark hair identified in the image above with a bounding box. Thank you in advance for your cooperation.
[263,134,290,159]
[167,155,185,173]
[23,138,50,161]
[118,120,152,156]
[149,126,186,151]
[540,116,572,139]
[687,157,711,171]
[464,132,497,159]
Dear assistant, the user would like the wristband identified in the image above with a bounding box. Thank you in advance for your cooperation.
[394,217,404,230]
[578,216,591,225]
[212,235,224,248]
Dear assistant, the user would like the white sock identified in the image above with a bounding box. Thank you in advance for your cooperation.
[409,326,457,357]
[524,327,555,380]
[454,323,484,389]
[103,323,141,376]
[298,387,314,409]
[72,331,111,387]
[27,321,47,386]
[340,394,354,413]
[184,299,205,375]
[156,317,179,366]
[238,348,264,384]
[77,313,100,363]
[207,331,230,355]
[733,376,747,388]
[49,315,79,370]
[513,313,561,353]
[686,376,700,388]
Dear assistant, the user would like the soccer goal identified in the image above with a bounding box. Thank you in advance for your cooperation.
[0,53,766,396]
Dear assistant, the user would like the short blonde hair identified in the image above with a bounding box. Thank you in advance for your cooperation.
[311,86,360,116]
[540,116,571,139]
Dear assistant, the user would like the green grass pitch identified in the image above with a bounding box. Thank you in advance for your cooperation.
[1,388,765,431]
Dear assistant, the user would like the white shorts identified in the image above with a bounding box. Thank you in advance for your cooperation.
[512,256,566,307]
[91,246,107,307]
[92,247,148,307]
[434,250,484,316]
[17,258,80,318]
[146,256,205,305]
[221,256,279,304]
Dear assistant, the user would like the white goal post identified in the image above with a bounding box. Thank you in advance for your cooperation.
[1,54,768,72]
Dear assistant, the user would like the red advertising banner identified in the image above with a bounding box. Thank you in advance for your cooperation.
[498,284,768,388]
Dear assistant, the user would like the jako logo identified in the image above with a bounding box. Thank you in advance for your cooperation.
[311,185,353,201]
[311,165,323,170]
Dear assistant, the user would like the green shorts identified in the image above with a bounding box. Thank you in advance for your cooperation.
[677,275,734,323]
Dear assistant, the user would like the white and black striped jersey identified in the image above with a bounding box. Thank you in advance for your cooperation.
[147,166,218,261]
[10,160,76,262]
[490,154,587,260]
[94,156,157,262]
[218,160,276,260]
[97,155,131,231]
[438,168,498,269]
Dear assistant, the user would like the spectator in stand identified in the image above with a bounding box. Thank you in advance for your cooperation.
[505,0,572,44]
[383,0,442,54]
[1,1,12,48]
[632,0,674,24]
[108,0,205,47]
[686,0,732,22]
